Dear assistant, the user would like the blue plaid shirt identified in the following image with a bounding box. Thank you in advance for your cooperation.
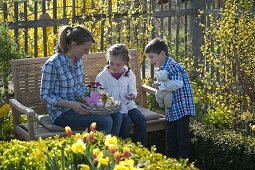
[40,53,87,122]
[160,57,195,121]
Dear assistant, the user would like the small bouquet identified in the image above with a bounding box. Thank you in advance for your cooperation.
[77,82,121,115]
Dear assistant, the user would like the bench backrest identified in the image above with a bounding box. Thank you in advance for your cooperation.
[11,49,142,114]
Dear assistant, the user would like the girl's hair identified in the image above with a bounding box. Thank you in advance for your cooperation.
[144,38,169,56]
[106,44,130,77]
[55,25,95,53]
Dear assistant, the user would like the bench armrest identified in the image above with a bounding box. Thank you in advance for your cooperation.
[9,99,36,117]
[140,84,157,107]
[9,98,36,139]
[141,84,156,94]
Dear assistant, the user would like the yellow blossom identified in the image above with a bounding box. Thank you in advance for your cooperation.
[108,144,117,154]
[119,159,134,167]
[71,139,86,154]
[122,147,131,158]
[113,151,121,163]
[105,135,117,147]
[241,111,253,122]
[36,140,48,152]
[98,156,109,166]
[0,103,11,118]
[251,125,255,132]
[34,149,45,160]
[114,165,129,170]
[80,164,90,170]
[93,148,103,159]
[74,133,82,141]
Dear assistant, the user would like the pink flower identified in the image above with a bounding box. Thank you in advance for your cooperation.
[85,91,101,106]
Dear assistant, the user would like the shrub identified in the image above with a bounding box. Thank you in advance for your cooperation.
[203,106,234,128]
[0,23,26,98]
[190,121,255,170]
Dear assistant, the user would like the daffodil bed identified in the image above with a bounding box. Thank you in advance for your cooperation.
[0,123,197,170]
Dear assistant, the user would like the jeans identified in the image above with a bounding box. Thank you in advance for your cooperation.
[167,115,190,159]
[53,109,113,134]
[110,112,122,136]
[119,108,146,146]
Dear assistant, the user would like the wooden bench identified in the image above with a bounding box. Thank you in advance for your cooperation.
[9,49,166,141]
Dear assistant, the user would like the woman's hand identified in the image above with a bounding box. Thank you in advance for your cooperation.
[67,101,88,115]
[125,93,135,100]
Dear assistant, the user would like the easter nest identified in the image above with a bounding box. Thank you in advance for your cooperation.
[76,96,121,115]
[81,103,121,115]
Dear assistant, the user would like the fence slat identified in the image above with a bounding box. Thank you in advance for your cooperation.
[63,0,66,17]
[3,2,7,21]
[14,2,19,46]
[24,1,28,53]
[42,0,48,57]
[53,0,57,47]
[34,1,38,58]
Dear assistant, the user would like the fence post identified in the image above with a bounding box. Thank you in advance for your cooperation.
[190,0,205,80]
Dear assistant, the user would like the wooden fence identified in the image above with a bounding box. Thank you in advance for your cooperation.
[0,0,224,78]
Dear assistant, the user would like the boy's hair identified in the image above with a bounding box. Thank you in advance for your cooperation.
[106,44,130,77]
[144,38,169,56]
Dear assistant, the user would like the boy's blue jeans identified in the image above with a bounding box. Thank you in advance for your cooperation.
[119,108,146,146]
[167,115,190,159]
[53,109,122,135]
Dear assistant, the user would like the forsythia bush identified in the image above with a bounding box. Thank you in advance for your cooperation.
[0,123,197,170]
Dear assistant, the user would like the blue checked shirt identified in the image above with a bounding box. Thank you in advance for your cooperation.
[40,53,88,122]
[160,57,195,121]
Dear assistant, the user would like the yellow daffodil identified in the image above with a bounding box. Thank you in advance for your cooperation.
[114,165,129,170]
[36,140,48,152]
[34,149,45,160]
[93,148,103,159]
[251,125,255,132]
[74,133,82,141]
[80,164,90,170]
[241,111,253,122]
[71,139,86,154]
[105,135,117,147]
[113,151,121,163]
[122,147,131,158]
[82,132,94,142]
[108,144,117,154]
[119,159,134,167]
[0,103,11,118]
[98,156,109,166]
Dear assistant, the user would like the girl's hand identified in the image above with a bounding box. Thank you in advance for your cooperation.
[125,93,135,100]
[68,101,88,114]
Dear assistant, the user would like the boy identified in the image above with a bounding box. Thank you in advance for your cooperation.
[144,38,195,159]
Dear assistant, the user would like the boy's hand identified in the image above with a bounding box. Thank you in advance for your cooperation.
[154,81,159,89]
[125,93,135,100]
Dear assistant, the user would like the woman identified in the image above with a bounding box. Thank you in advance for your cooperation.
[40,25,122,134]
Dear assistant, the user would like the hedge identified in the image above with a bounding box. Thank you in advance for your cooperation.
[190,121,255,170]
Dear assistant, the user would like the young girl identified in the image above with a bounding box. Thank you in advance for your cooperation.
[95,44,146,146]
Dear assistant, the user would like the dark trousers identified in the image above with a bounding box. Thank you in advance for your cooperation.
[167,115,190,159]
[119,108,146,146]
[53,109,121,134]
